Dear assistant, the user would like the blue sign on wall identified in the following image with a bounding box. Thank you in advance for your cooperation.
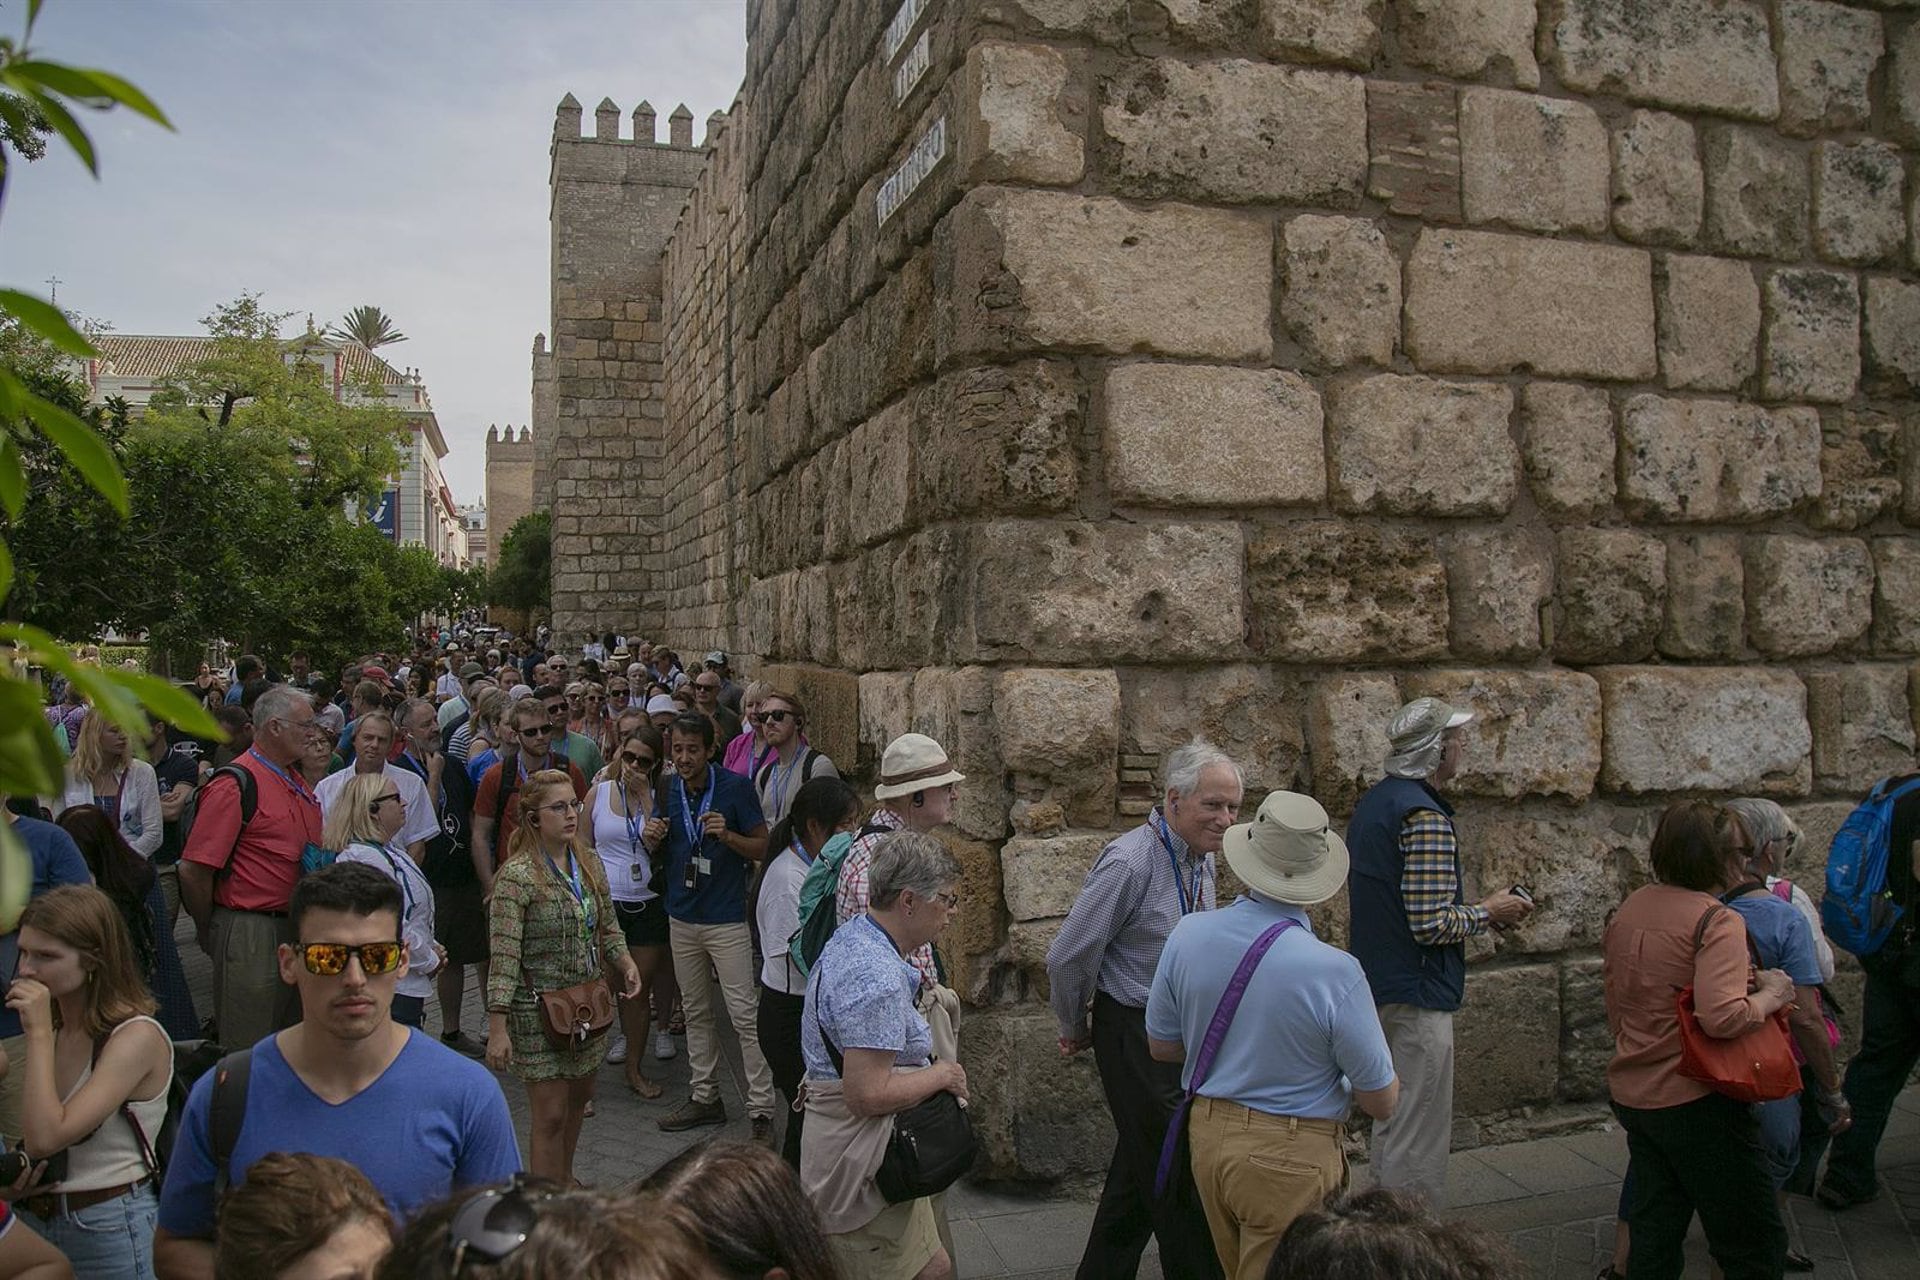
[370,489,398,540]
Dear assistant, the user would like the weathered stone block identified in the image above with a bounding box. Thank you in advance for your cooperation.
[1455,810,1628,955]
[1454,965,1560,1111]
[1661,534,1746,659]
[1397,0,1538,87]
[994,669,1120,826]
[959,40,1086,187]
[1327,374,1517,516]
[1460,89,1608,234]
[1746,535,1874,658]
[1906,415,1920,527]
[970,520,1245,663]
[1554,529,1667,664]
[1874,538,1920,653]
[1102,58,1367,206]
[847,400,914,548]
[1865,278,1920,394]
[943,188,1272,362]
[1597,666,1811,796]
[1619,395,1821,522]
[1404,229,1656,380]
[1106,365,1326,507]
[916,362,1081,521]
[1366,79,1460,221]
[1702,126,1810,260]
[1656,253,1760,392]
[1611,110,1703,247]
[1119,666,1307,793]
[1814,142,1906,267]
[1279,215,1400,366]
[1762,268,1861,404]
[759,664,861,777]
[908,667,1006,843]
[1776,0,1884,136]
[1893,16,1920,145]
[1259,0,1381,69]
[1813,410,1903,531]
[1401,671,1602,801]
[962,1007,1108,1180]
[942,834,1007,1001]
[1520,382,1616,517]
[1560,958,1609,1100]
[1545,0,1780,119]
[1249,522,1449,664]
[1444,528,1553,660]
[1001,833,1112,922]
[1306,673,1399,813]
[1807,665,1919,792]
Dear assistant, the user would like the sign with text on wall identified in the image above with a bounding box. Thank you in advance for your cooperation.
[893,29,931,105]
[883,0,931,62]
[876,115,947,228]
[370,489,398,541]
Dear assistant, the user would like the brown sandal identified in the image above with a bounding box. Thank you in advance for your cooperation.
[627,1074,664,1099]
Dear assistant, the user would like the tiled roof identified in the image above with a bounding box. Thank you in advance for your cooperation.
[92,333,407,386]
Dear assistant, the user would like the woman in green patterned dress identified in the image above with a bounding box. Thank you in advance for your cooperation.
[486,769,641,1182]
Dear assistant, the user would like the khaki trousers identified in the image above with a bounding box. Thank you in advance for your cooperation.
[1368,1003,1455,1207]
[210,907,298,1051]
[670,919,776,1116]
[1187,1097,1345,1280]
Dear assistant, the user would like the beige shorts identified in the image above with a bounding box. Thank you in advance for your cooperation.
[828,1195,942,1280]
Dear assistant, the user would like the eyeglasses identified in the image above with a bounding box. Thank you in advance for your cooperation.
[535,799,583,816]
[751,709,793,725]
[372,792,403,808]
[619,751,656,768]
[933,891,960,910]
[447,1174,552,1275]
[609,688,629,697]
[300,941,403,977]
[544,705,567,717]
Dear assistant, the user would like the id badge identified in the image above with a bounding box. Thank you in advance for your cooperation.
[630,861,647,881]
[694,855,713,876]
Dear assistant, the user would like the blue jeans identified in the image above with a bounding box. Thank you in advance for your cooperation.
[1753,1095,1801,1190]
[20,1181,158,1280]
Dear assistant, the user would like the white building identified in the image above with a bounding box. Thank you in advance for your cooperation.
[460,502,489,567]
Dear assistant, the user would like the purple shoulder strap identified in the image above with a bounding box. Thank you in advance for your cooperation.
[1153,918,1297,1199]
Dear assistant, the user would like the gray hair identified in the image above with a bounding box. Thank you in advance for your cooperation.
[395,697,436,732]
[1725,798,1801,858]
[252,683,311,731]
[1164,739,1244,800]
[869,831,962,910]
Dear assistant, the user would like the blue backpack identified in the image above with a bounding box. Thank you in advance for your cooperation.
[1821,776,1920,957]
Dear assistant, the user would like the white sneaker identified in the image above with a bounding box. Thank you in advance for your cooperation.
[606,1031,629,1065]
[653,1030,677,1061]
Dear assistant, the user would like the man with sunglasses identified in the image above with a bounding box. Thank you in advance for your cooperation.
[154,863,519,1279]
[470,699,588,905]
[538,682,603,782]
[689,670,742,747]
[750,690,839,827]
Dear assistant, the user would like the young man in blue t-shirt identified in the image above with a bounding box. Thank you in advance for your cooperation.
[654,712,772,1138]
[154,862,519,1279]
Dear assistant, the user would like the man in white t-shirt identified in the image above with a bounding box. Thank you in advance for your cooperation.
[316,713,438,860]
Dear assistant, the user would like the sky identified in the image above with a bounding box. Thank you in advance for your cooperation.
[0,0,748,504]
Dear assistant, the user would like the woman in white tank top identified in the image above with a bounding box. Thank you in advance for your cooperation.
[7,884,173,1280]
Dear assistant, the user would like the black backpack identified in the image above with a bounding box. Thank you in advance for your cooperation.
[94,1037,251,1189]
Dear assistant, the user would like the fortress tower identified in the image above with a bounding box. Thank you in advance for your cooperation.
[484,423,535,569]
[542,93,709,647]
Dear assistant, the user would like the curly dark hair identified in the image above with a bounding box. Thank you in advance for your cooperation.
[1267,1188,1518,1280]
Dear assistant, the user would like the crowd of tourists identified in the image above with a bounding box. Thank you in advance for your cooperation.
[4,635,1917,1280]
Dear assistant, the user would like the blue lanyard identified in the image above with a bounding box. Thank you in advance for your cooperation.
[674,773,716,850]
[373,844,415,923]
[247,748,317,807]
[792,837,813,866]
[542,847,595,934]
[1153,812,1204,916]
[618,782,646,856]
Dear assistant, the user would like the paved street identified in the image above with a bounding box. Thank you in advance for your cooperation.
[175,916,1920,1278]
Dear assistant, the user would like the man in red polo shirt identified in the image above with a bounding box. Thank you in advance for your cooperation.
[180,683,326,1050]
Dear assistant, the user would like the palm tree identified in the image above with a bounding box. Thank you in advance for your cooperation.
[332,305,407,349]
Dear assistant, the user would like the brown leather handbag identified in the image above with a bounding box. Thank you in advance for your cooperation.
[538,977,616,1050]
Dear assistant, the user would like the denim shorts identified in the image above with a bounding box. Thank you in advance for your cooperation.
[19,1180,159,1280]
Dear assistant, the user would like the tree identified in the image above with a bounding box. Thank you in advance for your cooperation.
[332,305,407,349]
[488,512,550,615]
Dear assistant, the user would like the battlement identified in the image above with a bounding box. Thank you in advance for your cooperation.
[485,423,534,449]
[552,93,725,149]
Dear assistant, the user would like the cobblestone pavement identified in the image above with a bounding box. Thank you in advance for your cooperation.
[176,918,1918,1278]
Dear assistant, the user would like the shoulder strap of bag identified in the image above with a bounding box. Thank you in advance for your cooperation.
[1692,901,1762,971]
[208,1048,253,1196]
[88,1023,163,1177]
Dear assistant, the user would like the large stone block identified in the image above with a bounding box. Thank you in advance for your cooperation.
[993,668,1121,826]
[1761,268,1861,404]
[1404,228,1656,380]
[959,41,1086,188]
[969,520,1245,663]
[1661,534,1746,659]
[1597,666,1811,796]
[1259,0,1381,69]
[758,664,861,775]
[1365,79,1461,221]
[942,188,1272,362]
[1545,0,1780,120]
[1119,665,1308,794]
[1907,416,1920,528]
[1520,382,1616,517]
[1873,538,1920,654]
[1306,673,1399,813]
[976,0,1129,43]
[1610,109,1703,247]
[1326,374,1517,516]
[1814,142,1906,267]
[1554,529,1667,664]
[1454,810,1628,953]
[1396,0,1538,87]
[1745,535,1874,658]
[1619,395,1821,522]
[1807,665,1919,793]
[1248,522,1450,663]
[916,362,1081,522]
[1279,214,1400,366]
[1656,253,1760,392]
[1813,410,1903,532]
[1101,58,1367,206]
[1454,964,1560,1112]
[941,834,1007,1002]
[1444,528,1553,660]
[1893,16,1920,145]
[1560,958,1609,1101]
[1776,0,1884,136]
[1702,126,1809,260]
[1401,670,1602,801]
[907,667,1007,843]
[1001,832,1112,922]
[1865,278,1920,394]
[1459,89,1608,234]
[962,1007,1109,1180]
[846,399,914,548]
[1105,365,1326,508]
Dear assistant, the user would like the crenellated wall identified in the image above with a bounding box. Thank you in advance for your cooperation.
[548,0,1920,1182]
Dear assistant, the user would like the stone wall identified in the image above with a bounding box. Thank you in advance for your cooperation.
[551,0,1920,1181]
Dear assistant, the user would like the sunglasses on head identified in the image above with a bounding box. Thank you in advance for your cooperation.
[751,709,793,725]
[447,1174,555,1275]
[300,941,403,977]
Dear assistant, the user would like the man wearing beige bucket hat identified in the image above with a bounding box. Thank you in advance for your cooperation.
[1347,697,1533,1207]
[1146,790,1399,1279]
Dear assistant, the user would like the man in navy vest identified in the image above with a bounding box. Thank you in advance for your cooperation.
[1346,698,1532,1206]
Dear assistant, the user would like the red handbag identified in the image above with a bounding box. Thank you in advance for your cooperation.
[1674,905,1801,1103]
